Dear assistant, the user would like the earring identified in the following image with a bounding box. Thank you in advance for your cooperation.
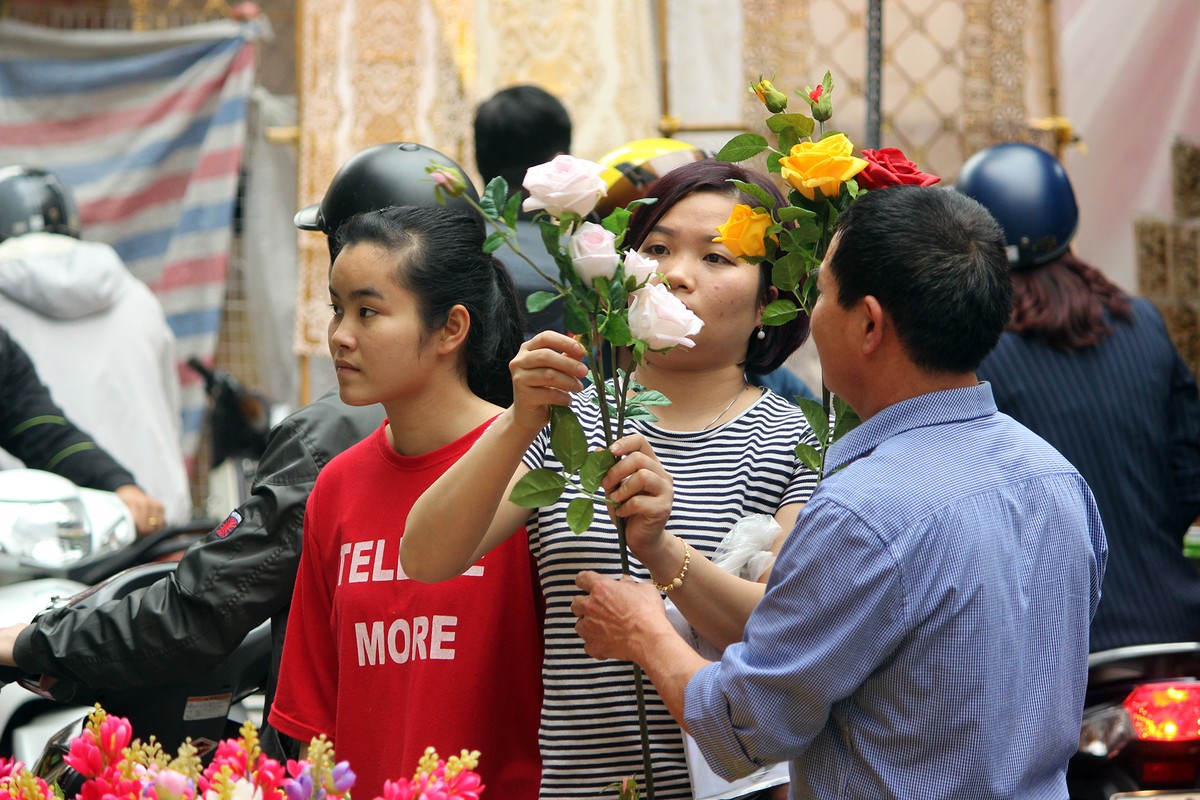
[755,326,766,340]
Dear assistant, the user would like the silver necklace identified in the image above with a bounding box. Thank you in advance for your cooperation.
[702,383,749,430]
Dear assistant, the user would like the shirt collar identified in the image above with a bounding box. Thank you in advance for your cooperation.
[826,382,998,472]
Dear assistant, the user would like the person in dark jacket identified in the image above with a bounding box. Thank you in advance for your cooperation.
[0,143,486,757]
[961,142,1200,651]
[0,324,165,532]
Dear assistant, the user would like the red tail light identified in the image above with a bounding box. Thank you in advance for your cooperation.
[1122,681,1200,742]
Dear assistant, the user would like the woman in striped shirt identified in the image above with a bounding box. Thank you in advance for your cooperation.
[404,160,819,800]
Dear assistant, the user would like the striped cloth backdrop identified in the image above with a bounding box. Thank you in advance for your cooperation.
[0,18,262,470]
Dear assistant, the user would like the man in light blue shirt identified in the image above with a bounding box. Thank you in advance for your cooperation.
[573,185,1107,799]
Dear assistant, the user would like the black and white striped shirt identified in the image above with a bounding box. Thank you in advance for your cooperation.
[523,384,819,799]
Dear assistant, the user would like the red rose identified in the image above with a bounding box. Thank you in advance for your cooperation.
[808,84,824,103]
[856,148,940,190]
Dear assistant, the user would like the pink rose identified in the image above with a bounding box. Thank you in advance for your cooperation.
[856,148,941,190]
[622,250,659,286]
[627,283,704,350]
[522,155,608,218]
[568,222,620,286]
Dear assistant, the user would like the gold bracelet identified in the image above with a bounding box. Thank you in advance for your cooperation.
[652,540,690,593]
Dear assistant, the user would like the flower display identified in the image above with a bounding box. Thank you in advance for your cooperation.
[0,708,483,800]
[718,70,940,474]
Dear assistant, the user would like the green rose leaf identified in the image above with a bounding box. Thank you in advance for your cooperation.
[567,497,596,534]
[777,205,817,223]
[794,442,823,474]
[580,448,617,493]
[503,191,523,229]
[761,298,799,326]
[766,113,816,139]
[629,389,671,407]
[550,405,588,473]
[603,206,631,238]
[623,405,661,422]
[562,294,590,334]
[788,221,822,246]
[766,150,783,174]
[601,313,633,347]
[716,133,769,163]
[526,290,560,313]
[729,180,777,211]
[771,251,807,293]
[509,468,567,508]
[831,394,862,441]
[482,230,507,254]
[481,176,509,219]
[795,396,830,445]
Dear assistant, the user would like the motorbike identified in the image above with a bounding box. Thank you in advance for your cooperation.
[0,469,266,765]
[22,560,271,795]
[187,357,279,519]
[1071,642,1200,799]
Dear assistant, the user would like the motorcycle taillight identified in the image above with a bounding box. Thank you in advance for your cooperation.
[1123,681,1200,742]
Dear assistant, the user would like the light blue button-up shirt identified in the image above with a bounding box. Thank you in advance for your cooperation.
[685,383,1107,799]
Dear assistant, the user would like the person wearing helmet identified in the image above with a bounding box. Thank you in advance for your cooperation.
[962,142,1200,651]
[0,165,185,533]
[0,142,487,759]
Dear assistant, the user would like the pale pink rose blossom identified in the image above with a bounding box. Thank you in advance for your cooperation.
[522,155,607,218]
[621,250,659,286]
[568,222,621,286]
[627,283,704,349]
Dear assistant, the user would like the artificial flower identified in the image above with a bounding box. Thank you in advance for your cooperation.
[568,222,621,286]
[856,148,941,190]
[751,78,788,113]
[521,154,607,219]
[713,204,773,259]
[627,283,703,350]
[621,250,659,285]
[778,133,868,201]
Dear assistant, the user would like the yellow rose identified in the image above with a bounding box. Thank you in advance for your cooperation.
[778,133,868,201]
[713,203,773,259]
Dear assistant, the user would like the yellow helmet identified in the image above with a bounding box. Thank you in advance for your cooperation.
[595,138,706,218]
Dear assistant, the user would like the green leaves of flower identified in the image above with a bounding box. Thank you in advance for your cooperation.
[716,133,769,163]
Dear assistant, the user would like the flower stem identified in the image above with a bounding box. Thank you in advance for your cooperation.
[460,194,562,288]
[588,321,656,800]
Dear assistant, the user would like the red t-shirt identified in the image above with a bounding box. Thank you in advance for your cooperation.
[270,419,544,798]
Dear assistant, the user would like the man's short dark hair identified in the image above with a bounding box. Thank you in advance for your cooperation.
[829,185,1012,373]
[474,85,571,188]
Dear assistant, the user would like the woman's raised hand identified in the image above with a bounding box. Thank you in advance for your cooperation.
[602,433,675,564]
[507,331,590,434]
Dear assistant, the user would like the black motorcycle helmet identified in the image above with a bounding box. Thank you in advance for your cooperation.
[294,142,480,240]
[0,166,82,244]
[954,142,1078,270]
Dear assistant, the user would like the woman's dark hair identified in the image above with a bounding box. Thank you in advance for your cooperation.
[334,205,525,406]
[623,159,808,374]
[1006,250,1133,352]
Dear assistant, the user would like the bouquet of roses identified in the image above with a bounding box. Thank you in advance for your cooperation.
[715,71,940,472]
[0,707,483,800]
[430,155,702,536]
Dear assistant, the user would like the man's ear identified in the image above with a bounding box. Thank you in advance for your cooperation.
[438,304,472,355]
[861,295,886,355]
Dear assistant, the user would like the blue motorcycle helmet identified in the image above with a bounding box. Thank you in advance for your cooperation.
[954,142,1078,270]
